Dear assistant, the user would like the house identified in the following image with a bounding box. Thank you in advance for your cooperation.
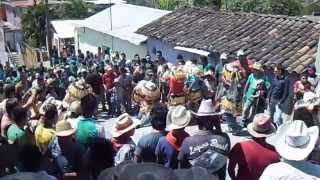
[51,20,82,56]
[74,3,170,59]
[137,8,320,73]
[0,0,36,65]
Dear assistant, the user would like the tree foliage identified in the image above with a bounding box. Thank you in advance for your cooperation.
[21,0,90,47]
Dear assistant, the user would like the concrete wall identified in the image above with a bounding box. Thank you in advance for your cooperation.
[75,27,148,59]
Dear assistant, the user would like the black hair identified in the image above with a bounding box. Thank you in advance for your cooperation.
[275,64,285,74]
[19,145,43,172]
[81,94,98,118]
[6,98,19,116]
[86,138,115,178]
[150,106,168,130]
[177,54,183,60]
[4,84,15,98]
[43,103,58,127]
[11,107,28,125]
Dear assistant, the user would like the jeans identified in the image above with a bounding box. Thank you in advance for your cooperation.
[268,99,283,127]
[242,100,254,123]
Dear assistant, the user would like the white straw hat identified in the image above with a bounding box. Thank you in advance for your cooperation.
[266,120,319,161]
[167,105,191,130]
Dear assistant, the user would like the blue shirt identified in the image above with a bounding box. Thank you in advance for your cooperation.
[155,137,179,169]
[269,76,289,101]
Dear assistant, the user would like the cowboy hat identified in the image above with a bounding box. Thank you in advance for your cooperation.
[266,120,319,161]
[112,113,139,138]
[250,62,264,72]
[191,99,221,117]
[167,105,191,130]
[55,120,76,137]
[141,81,160,101]
[247,113,276,138]
[69,100,81,115]
[98,161,179,180]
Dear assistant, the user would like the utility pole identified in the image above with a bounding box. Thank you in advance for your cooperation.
[110,0,114,51]
[45,0,51,61]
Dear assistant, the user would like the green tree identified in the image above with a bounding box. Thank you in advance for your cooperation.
[21,3,56,47]
[222,0,303,16]
[22,0,90,48]
[53,0,91,19]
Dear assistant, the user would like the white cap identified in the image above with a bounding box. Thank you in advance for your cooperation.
[220,53,228,60]
[237,49,245,57]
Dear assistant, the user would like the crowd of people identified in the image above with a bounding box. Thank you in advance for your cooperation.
[0,46,319,180]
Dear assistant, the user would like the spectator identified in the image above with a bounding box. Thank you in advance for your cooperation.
[293,73,312,101]
[228,113,279,180]
[86,73,106,111]
[82,138,115,180]
[178,99,230,179]
[49,120,84,179]
[135,107,168,163]
[111,113,137,165]
[102,65,117,115]
[7,107,32,146]
[1,145,57,180]
[156,105,190,169]
[268,64,290,126]
[75,94,105,147]
[260,120,320,179]
[35,103,58,154]
[242,62,270,125]
[114,67,133,114]
[1,97,19,137]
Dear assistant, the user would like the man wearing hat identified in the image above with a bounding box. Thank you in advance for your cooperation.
[228,113,279,180]
[48,121,84,179]
[178,99,230,179]
[156,105,190,169]
[102,65,117,116]
[242,62,270,126]
[111,113,138,165]
[260,120,320,179]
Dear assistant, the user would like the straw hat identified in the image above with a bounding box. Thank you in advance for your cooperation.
[167,105,191,130]
[141,81,160,101]
[247,113,276,138]
[55,120,76,137]
[68,80,93,100]
[112,113,139,138]
[266,120,319,161]
[69,100,81,115]
[192,99,221,117]
[251,62,264,72]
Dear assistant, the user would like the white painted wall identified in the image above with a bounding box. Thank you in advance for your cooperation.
[146,38,201,63]
[75,27,148,59]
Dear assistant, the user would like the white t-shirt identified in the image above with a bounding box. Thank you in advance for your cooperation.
[1,171,57,180]
[260,160,320,180]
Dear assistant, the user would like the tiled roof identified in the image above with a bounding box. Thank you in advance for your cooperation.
[136,8,320,73]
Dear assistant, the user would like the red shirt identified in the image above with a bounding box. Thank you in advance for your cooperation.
[102,72,116,90]
[228,139,280,180]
